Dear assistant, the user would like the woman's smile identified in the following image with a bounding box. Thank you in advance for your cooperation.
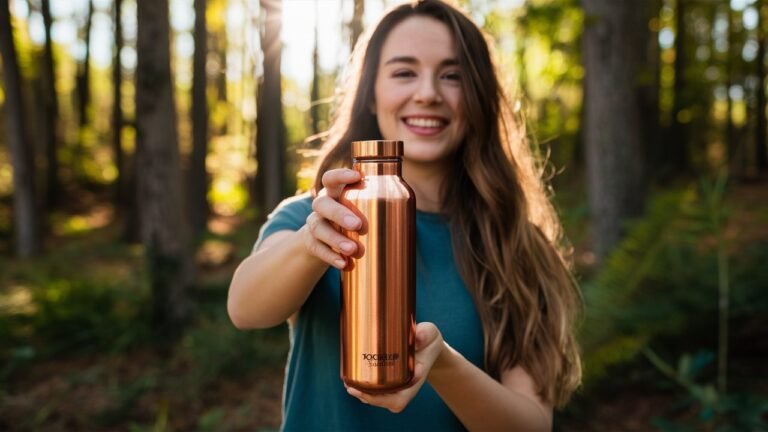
[401,115,450,136]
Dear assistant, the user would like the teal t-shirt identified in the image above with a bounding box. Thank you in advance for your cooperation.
[255,193,485,432]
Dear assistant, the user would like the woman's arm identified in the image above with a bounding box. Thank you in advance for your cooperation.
[429,343,553,431]
[345,323,553,431]
[227,168,363,329]
[227,228,329,329]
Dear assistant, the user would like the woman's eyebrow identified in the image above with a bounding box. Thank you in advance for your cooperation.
[383,56,459,66]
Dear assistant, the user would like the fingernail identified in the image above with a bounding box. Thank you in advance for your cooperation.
[335,259,347,269]
[340,241,355,253]
[343,215,360,229]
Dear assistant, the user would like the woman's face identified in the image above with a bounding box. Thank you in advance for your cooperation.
[373,16,465,165]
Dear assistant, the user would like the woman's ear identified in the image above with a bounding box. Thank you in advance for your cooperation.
[369,100,377,115]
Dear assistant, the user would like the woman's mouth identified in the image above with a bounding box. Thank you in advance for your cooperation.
[402,116,449,137]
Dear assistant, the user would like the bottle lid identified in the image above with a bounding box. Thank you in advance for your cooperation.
[351,140,403,159]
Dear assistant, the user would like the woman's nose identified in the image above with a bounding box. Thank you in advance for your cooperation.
[413,77,443,105]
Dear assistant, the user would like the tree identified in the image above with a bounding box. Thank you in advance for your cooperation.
[40,0,61,210]
[113,0,125,209]
[76,0,94,157]
[726,3,735,167]
[310,1,321,136]
[670,0,689,174]
[0,0,41,257]
[136,0,193,337]
[190,0,210,239]
[757,0,768,172]
[582,0,648,261]
[351,0,365,50]
[641,0,663,179]
[255,0,286,214]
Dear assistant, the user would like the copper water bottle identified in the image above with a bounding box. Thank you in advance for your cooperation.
[339,140,416,393]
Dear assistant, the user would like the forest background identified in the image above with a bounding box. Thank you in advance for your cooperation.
[0,0,766,430]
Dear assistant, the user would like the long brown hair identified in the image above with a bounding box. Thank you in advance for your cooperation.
[311,0,581,407]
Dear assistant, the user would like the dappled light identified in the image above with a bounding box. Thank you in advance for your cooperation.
[0,0,766,430]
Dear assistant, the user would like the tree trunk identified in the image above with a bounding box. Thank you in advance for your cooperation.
[190,0,210,240]
[76,0,94,155]
[726,4,735,169]
[669,0,689,174]
[757,0,768,172]
[582,0,647,262]
[136,0,193,338]
[216,33,227,104]
[642,0,662,180]
[255,0,286,214]
[311,0,320,136]
[113,0,125,210]
[351,0,365,50]
[0,0,41,257]
[40,0,60,210]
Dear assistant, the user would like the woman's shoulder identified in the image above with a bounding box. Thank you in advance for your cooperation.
[268,192,313,219]
[255,192,314,246]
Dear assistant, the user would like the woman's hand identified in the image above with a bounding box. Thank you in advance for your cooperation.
[345,322,445,413]
[301,169,362,269]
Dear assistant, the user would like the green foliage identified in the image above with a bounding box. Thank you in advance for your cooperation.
[0,278,151,380]
[170,314,288,398]
[581,177,768,385]
[645,349,768,431]
[581,188,691,380]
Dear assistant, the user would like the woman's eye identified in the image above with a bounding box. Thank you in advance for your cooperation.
[442,72,461,81]
[392,70,416,78]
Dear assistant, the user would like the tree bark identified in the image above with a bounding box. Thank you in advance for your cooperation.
[351,0,365,50]
[255,0,286,214]
[40,0,60,210]
[311,0,320,136]
[669,0,689,174]
[642,0,662,180]
[113,0,125,209]
[76,0,94,154]
[190,0,210,239]
[582,0,647,262]
[757,0,768,172]
[136,0,194,338]
[726,3,735,169]
[0,0,41,257]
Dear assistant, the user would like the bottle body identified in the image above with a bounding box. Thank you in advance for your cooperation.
[339,141,416,393]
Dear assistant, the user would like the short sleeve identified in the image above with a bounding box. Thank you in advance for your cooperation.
[253,193,314,252]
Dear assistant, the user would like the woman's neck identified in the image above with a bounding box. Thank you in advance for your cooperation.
[402,159,448,213]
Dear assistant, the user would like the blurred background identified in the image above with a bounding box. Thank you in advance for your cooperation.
[0,0,766,430]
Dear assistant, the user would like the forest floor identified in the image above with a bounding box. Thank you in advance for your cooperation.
[0,178,766,431]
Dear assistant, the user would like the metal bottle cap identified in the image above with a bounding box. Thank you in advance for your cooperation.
[351,140,403,158]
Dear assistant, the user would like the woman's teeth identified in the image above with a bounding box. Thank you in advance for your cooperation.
[404,118,445,128]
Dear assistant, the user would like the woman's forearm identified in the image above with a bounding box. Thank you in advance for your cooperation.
[428,344,552,431]
[227,227,329,329]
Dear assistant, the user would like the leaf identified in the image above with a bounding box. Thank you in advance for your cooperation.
[689,351,715,378]
[677,354,692,380]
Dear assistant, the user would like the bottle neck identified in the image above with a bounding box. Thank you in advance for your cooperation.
[353,159,402,176]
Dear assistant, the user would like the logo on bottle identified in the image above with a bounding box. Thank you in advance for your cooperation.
[361,352,399,367]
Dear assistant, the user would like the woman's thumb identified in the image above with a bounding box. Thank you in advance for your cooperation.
[415,322,439,350]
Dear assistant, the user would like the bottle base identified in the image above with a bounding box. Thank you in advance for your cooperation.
[341,376,414,394]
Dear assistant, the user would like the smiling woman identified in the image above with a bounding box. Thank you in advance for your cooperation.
[228,1,582,431]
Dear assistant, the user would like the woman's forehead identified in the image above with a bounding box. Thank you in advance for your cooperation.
[379,16,457,62]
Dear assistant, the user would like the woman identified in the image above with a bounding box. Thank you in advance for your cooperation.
[228,0,582,430]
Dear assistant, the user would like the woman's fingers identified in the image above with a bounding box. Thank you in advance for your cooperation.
[301,168,363,269]
[312,195,362,231]
[306,212,358,256]
[303,214,348,269]
[321,169,361,199]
